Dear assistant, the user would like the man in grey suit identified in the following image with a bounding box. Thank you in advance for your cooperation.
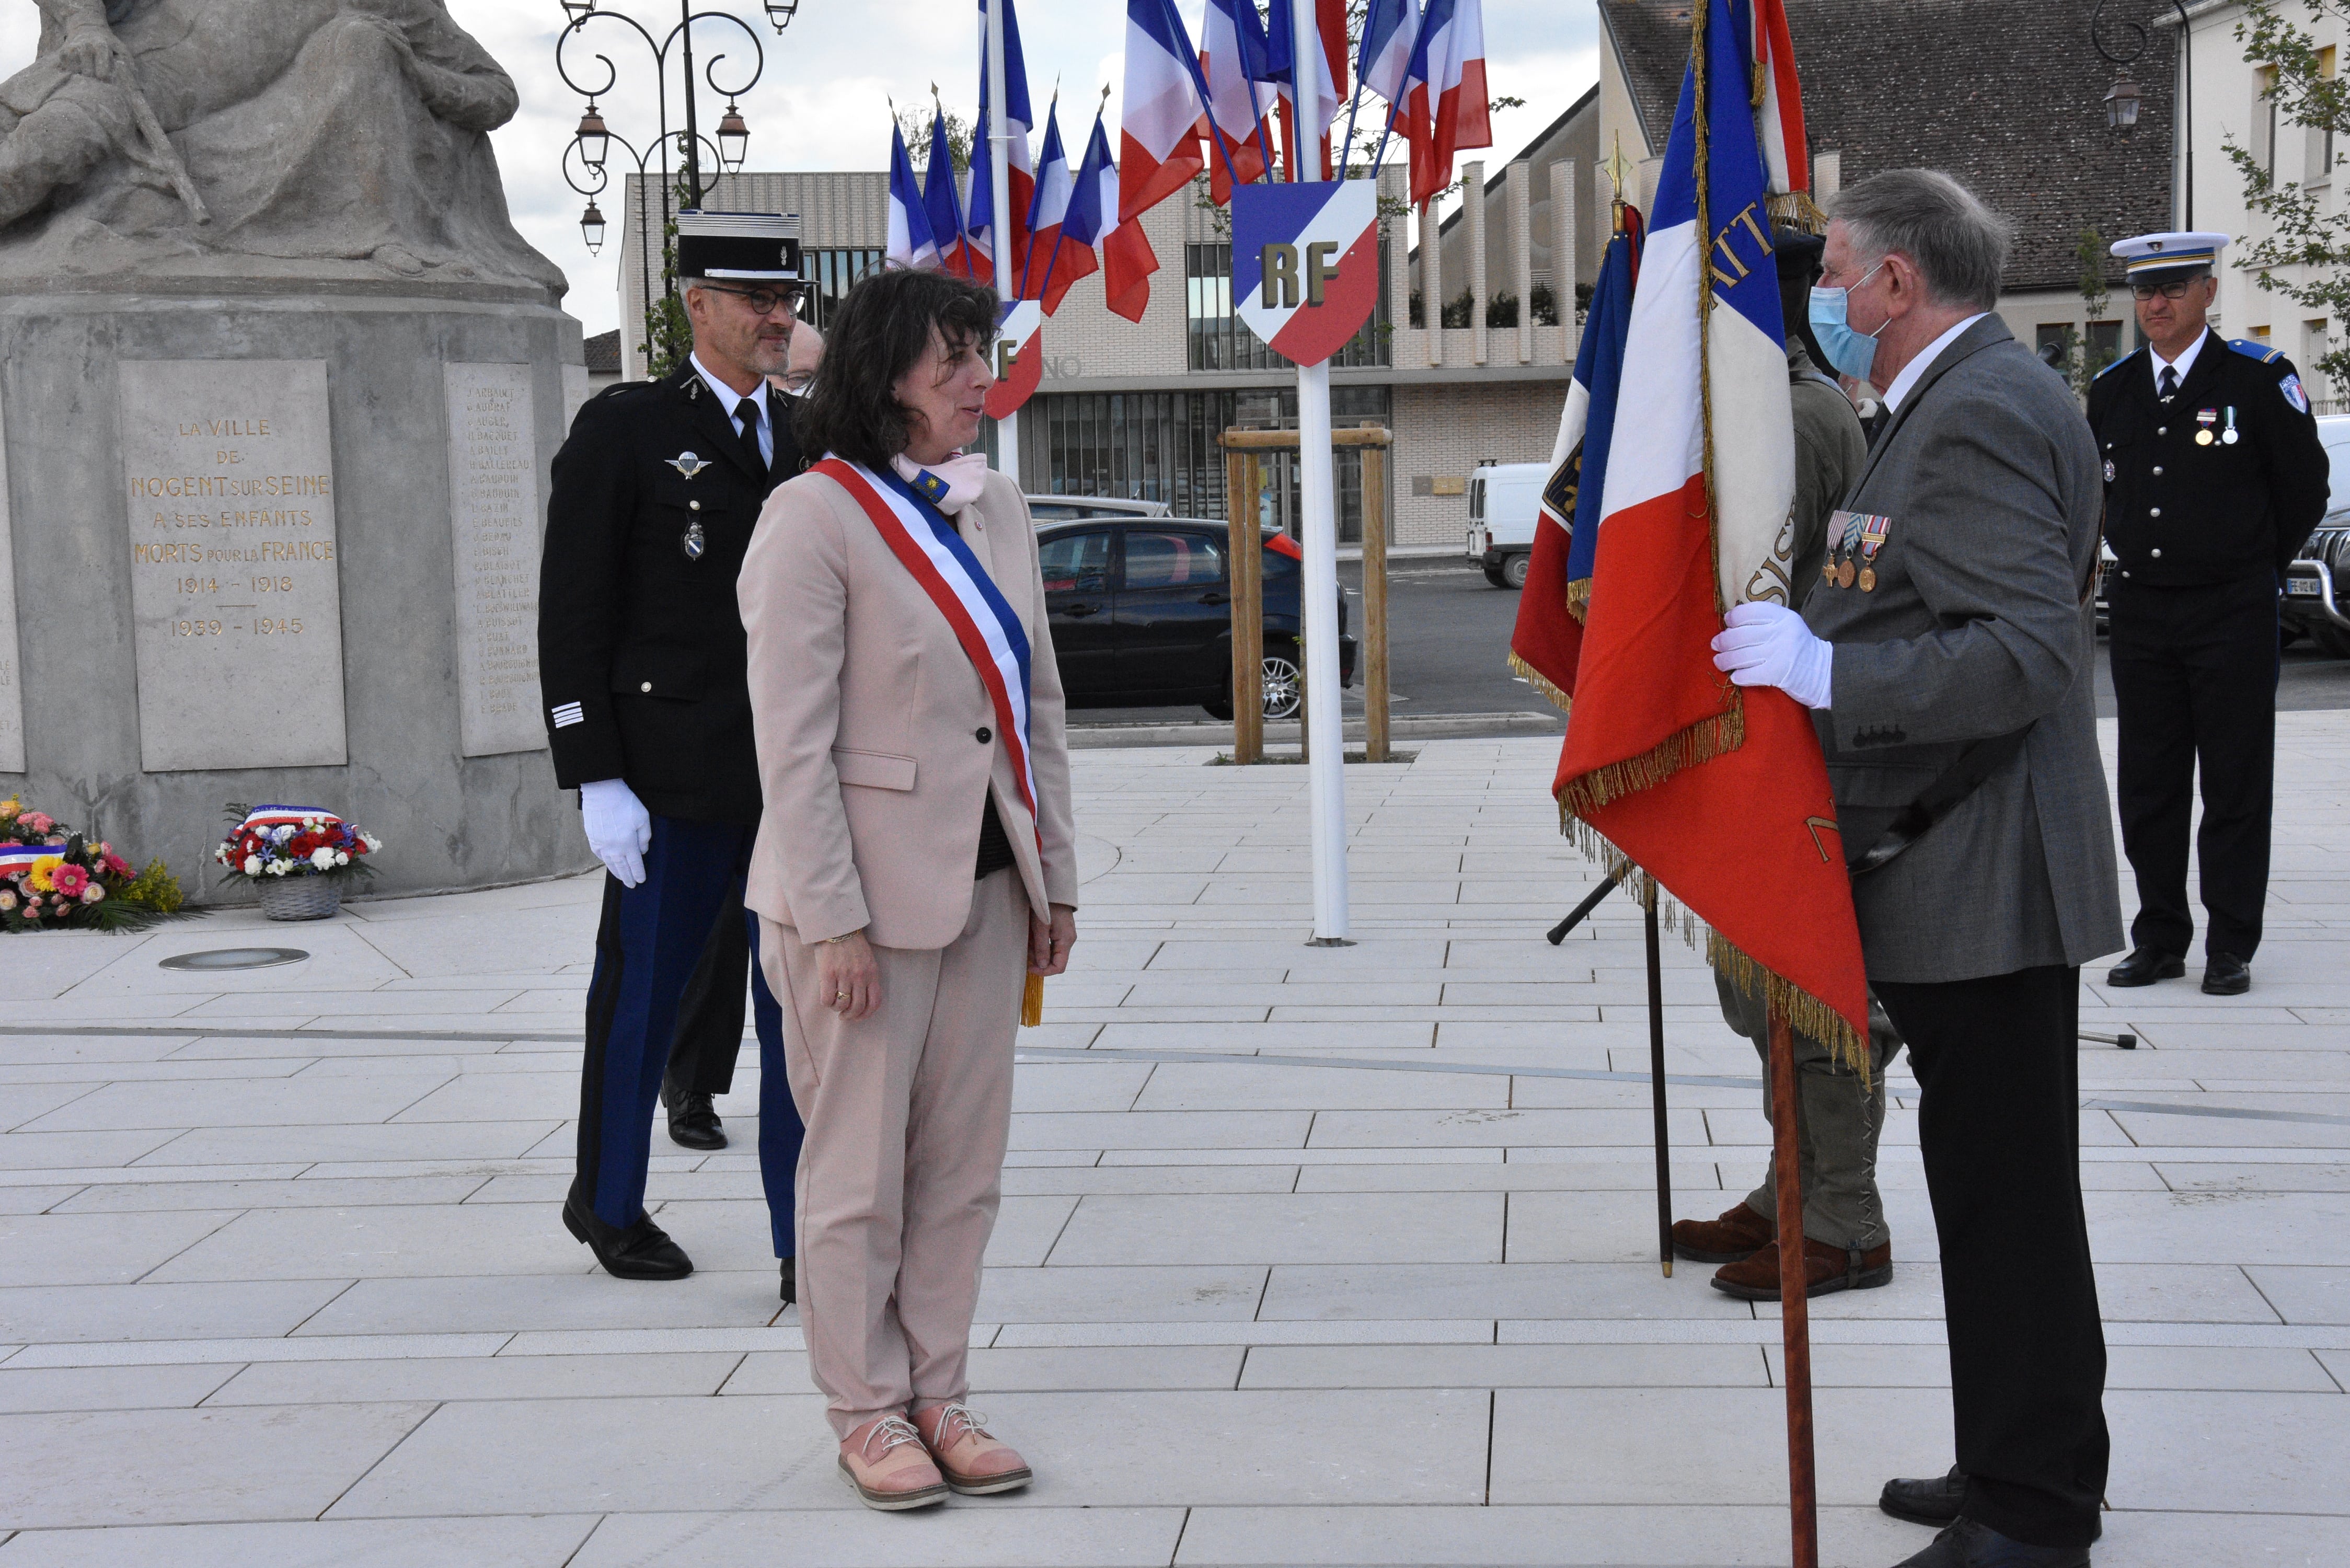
[1712,169,2123,1568]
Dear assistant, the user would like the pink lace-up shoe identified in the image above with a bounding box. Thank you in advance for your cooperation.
[837,1414,949,1511]
[912,1402,1033,1495]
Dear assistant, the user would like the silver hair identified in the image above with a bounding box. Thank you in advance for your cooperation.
[1829,169,2012,310]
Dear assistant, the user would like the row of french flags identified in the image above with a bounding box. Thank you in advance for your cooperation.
[886,0,1489,320]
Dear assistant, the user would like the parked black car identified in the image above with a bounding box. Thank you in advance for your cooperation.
[1036,516,1355,720]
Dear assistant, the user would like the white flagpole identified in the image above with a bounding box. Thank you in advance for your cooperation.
[986,0,1021,486]
[1292,0,1348,946]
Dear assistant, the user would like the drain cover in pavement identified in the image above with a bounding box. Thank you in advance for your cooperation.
[157,947,310,971]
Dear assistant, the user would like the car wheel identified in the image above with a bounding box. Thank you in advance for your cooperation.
[2313,622,2350,660]
[1502,553,1531,590]
[1261,648,1304,720]
[2282,625,2305,650]
[1483,564,1511,588]
[1202,696,1234,720]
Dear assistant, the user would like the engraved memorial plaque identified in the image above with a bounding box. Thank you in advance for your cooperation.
[0,384,24,774]
[119,361,348,772]
[444,363,545,756]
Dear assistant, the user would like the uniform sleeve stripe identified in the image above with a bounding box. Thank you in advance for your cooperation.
[551,702,585,729]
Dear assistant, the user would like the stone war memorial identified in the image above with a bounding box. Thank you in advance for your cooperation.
[0,0,594,895]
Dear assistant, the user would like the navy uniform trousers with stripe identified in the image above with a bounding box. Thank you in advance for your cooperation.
[571,814,806,1259]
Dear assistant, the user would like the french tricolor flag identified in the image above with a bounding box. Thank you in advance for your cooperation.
[1120,0,1208,221]
[1201,0,1274,202]
[1357,0,1419,122]
[1089,118,1158,324]
[888,120,941,271]
[1264,0,1344,180]
[1408,0,1489,204]
[1022,101,1099,312]
[924,109,972,277]
[979,0,1037,281]
[965,106,999,284]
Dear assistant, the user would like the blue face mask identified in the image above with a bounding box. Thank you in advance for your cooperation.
[1808,262,1887,383]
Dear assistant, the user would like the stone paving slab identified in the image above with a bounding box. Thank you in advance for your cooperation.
[0,719,2344,1564]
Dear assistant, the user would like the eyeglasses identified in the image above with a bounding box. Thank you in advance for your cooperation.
[2129,278,2203,301]
[701,283,804,317]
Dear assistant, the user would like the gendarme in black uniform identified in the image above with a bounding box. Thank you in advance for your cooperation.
[537,210,810,1286]
[2089,230,2329,995]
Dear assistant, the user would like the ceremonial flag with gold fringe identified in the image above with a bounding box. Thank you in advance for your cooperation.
[1508,204,1641,709]
[1548,0,1867,1062]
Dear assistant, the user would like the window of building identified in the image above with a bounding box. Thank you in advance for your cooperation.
[2087,320,2124,378]
[2319,49,2340,187]
[1185,243,1390,373]
[799,248,882,331]
[2259,65,2281,178]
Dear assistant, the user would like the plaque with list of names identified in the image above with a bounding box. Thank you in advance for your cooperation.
[443,363,545,756]
[0,384,25,773]
[119,360,349,773]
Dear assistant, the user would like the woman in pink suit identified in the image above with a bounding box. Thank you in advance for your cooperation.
[737,269,1079,1512]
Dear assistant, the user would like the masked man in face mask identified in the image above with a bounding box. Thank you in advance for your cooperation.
[1677,228,1903,1305]
[538,212,810,1299]
[1712,170,2121,1568]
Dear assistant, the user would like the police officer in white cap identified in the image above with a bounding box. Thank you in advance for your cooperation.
[2089,231,2329,996]
[538,211,810,1289]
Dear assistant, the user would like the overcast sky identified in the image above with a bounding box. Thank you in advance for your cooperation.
[2,0,1600,337]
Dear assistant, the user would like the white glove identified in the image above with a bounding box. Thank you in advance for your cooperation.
[580,778,652,887]
[1710,601,1834,710]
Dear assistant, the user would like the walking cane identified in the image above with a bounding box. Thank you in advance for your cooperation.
[1766,1001,1821,1568]
[1545,868,1623,944]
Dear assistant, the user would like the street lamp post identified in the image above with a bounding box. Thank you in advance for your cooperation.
[2093,0,2194,227]
[555,1,806,364]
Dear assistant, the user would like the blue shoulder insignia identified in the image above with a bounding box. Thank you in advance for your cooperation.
[2229,338,2286,364]
[2091,347,2142,383]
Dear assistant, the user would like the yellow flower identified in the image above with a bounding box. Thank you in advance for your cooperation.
[26,855,60,893]
[0,797,18,824]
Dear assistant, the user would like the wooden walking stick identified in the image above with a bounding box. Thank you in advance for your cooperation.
[1644,893,1673,1277]
[1767,1001,1821,1568]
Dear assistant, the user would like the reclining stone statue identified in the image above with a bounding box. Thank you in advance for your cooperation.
[0,0,564,295]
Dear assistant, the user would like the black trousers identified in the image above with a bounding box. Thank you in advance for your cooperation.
[1874,965,2107,1550]
[2108,574,2280,961]
[661,880,752,1104]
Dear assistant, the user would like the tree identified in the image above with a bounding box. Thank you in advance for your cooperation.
[2227,1,2350,387]
[898,102,973,177]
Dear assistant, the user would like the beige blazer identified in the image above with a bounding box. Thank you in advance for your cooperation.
[738,465,1078,949]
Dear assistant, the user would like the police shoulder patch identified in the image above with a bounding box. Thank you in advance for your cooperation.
[2281,372,2311,413]
[2228,337,2286,364]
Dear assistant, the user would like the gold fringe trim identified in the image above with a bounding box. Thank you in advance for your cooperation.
[1506,651,1573,718]
[1555,706,1745,820]
[1021,972,1044,1028]
[1565,576,1592,622]
[1707,931,1872,1082]
[1767,189,1828,236]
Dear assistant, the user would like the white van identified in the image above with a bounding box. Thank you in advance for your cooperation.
[1464,462,1550,589]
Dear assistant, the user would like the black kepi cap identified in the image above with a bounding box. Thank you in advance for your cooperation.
[676,210,802,282]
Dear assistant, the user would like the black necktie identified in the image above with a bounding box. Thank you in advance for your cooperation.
[2159,366,2178,402]
[734,394,767,477]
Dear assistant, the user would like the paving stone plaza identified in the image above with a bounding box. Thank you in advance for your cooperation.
[0,718,2343,1567]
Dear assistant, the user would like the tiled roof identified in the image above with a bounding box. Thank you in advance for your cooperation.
[583,329,621,375]
[1601,0,2178,292]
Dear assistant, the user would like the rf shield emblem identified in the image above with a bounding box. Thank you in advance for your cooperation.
[1231,180,1380,367]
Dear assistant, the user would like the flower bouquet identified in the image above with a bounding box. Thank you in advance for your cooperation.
[0,798,188,933]
[215,803,383,921]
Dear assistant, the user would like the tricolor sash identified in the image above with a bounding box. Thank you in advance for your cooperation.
[0,844,54,874]
[814,457,1041,841]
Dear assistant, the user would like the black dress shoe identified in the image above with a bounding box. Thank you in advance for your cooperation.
[2105,946,2183,987]
[2201,953,2251,996]
[1893,1518,2089,1567]
[563,1196,693,1279]
[1882,1464,1967,1527]
[666,1092,727,1150]
[780,1256,796,1305]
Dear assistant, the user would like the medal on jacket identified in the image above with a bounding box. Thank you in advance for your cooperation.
[1831,510,1863,588]
[1857,513,1892,591]
[667,451,710,480]
[2195,408,2218,445]
[2220,406,2240,445]
[681,521,706,560]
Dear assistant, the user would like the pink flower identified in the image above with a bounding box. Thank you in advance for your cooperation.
[101,850,132,878]
[51,864,89,898]
[18,812,52,834]
[80,884,105,904]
